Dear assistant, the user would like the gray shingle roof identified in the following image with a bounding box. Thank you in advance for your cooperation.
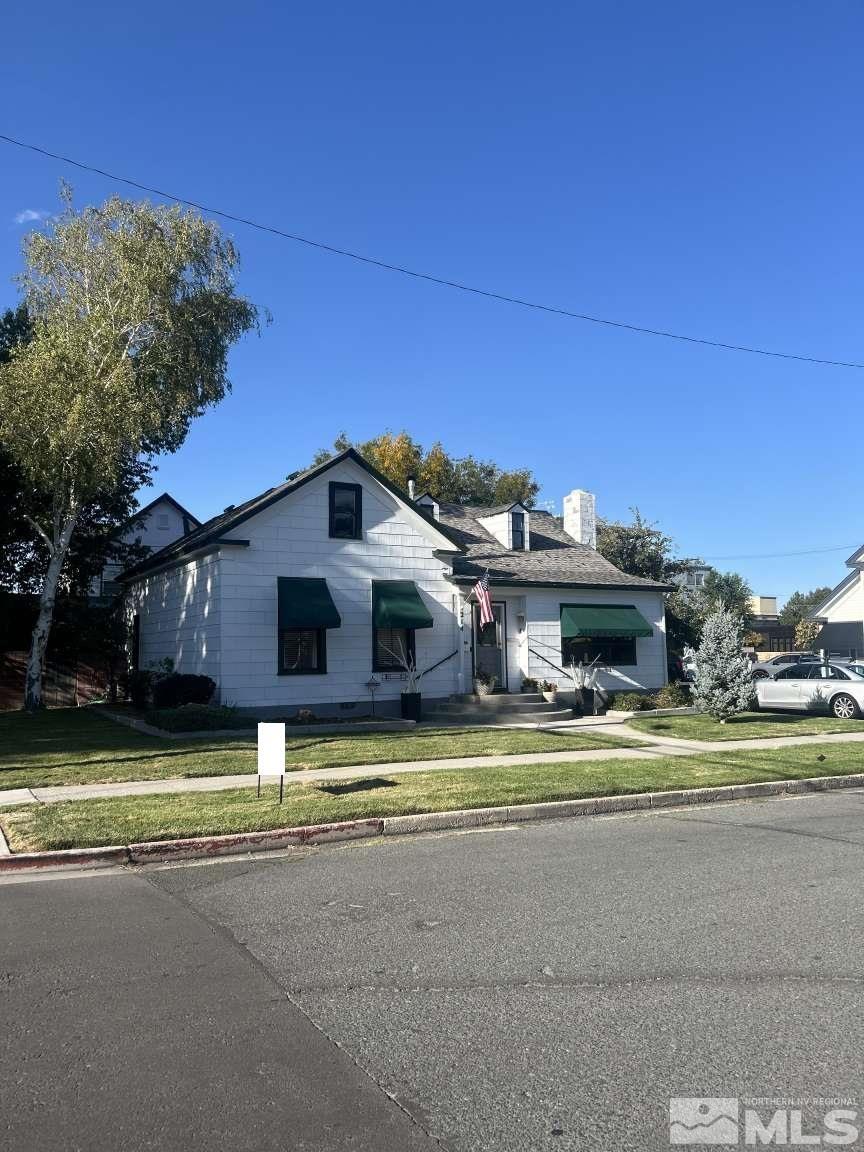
[437,504,671,591]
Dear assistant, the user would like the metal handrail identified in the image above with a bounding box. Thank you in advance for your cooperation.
[418,649,460,680]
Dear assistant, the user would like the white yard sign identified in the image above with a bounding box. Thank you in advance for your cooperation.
[257,722,286,802]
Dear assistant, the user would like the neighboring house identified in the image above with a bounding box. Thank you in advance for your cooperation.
[746,596,795,655]
[119,449,670,716]
[673,560,711,591]
[94,493,200,599]
[808,545,864,658]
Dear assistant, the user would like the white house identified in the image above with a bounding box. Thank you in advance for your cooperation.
[808,545,864,658]
[94,493,200,599]
[120,449,670,716]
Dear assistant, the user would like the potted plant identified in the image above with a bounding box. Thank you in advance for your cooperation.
[520,677,538,693]
[540,679,558,703]
[565,656,603,716]
[377,636,423,720]
[473,669,497,696]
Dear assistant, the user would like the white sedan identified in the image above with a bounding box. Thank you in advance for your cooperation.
[756,662,864,719]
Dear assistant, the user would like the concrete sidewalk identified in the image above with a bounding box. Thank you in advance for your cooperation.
[2,723,864,808]
[0,744,668,807]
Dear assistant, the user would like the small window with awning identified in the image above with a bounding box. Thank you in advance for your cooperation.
[560,604,652,668]
[372,581,434,672]
[277,577,341,675]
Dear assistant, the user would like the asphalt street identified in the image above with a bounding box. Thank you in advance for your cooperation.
[3,790,864,1150]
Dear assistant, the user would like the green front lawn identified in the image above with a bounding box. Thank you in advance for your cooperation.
[630,711,864,742]
[0,707,637,791]
[3,741,863,852]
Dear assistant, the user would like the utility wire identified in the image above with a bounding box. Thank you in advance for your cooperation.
[701,543,858,561]
[3,131,864,370]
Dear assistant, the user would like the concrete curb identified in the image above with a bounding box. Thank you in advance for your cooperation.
[3,772,864,872]
[0,845,130,873]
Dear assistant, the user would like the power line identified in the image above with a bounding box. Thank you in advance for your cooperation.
[702,543,858,561]
[3,131,863,370]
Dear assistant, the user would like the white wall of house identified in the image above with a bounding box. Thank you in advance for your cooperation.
[216,458,462,711]
[816,569,864,625]
[523,586,668,692]
[811,567,864,656]
[127,552,220,681]
[97,498,192,596]
[128,499,189,552]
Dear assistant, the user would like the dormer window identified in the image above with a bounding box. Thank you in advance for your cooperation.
[415,492,440,521]
[477,502,530,550]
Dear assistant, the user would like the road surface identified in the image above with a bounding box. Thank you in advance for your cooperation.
[2,790,864,1150]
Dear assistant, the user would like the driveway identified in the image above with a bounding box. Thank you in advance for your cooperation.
[2,791,864,1150]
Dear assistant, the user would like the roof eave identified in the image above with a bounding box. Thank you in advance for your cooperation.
[446,574,672,592]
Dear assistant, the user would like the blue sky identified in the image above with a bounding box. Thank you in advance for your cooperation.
[2,1,862,603]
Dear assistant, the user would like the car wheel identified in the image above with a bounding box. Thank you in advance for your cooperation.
[830,694,861,720]
[752,670,769,679]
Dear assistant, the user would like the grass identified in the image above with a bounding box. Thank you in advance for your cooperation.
[3,741,864,852]
[0,706,638,791]
[629,710,864,741]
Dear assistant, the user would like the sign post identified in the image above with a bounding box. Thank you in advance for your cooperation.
[257,722,286,803]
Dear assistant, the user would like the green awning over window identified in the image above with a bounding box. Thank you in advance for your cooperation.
[372,581,434,629]
[560,604,653,639]
[278,577,341,629]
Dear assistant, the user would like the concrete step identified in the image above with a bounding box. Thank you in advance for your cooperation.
[432,699,563,715]
[451,692,545,705]
[432,706,575,725]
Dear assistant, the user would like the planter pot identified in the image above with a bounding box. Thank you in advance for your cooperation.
[542,691,558,704]
[581,688,596,714]
[474,680,495,696]
[401,692,422,721]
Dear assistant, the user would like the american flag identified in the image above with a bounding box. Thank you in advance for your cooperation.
[473,569,494,626]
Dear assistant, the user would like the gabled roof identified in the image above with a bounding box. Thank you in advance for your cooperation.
[846,544,864,567]
[125,492,201,535]
[120,449,465,581]
[437,504,672,590]
[475,501,530,517]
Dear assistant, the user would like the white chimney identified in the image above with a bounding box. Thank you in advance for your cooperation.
[563,489,596,549]
[407,477,416,500]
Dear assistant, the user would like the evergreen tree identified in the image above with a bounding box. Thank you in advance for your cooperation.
[687,606,756,722]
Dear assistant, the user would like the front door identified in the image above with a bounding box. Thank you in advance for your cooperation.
[473,603,507,691]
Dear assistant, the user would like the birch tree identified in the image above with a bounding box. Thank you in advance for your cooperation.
[0,187,259,710]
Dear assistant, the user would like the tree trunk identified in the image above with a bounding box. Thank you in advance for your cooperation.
[24,510,78,712]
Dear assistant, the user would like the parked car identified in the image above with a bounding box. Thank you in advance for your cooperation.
[756,662,864,719]
[750,651,819,680]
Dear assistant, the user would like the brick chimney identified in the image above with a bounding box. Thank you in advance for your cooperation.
[563,489,596,549]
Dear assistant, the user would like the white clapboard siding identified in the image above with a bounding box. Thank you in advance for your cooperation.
[127,552,220,682]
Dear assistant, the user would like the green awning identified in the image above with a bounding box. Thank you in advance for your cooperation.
[372,581,434,629]
[560,604,653,639]
[277,577,341,629]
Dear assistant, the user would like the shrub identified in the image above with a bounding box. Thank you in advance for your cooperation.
[651,682,691,709]
[688,606,756,722]
[151,673,216,709]
[126,669,155,709]
[610,691,653,712]
[145,703,249,732]
[521,678,539,692]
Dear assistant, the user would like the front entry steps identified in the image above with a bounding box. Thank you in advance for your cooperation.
[428,691,573,725]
